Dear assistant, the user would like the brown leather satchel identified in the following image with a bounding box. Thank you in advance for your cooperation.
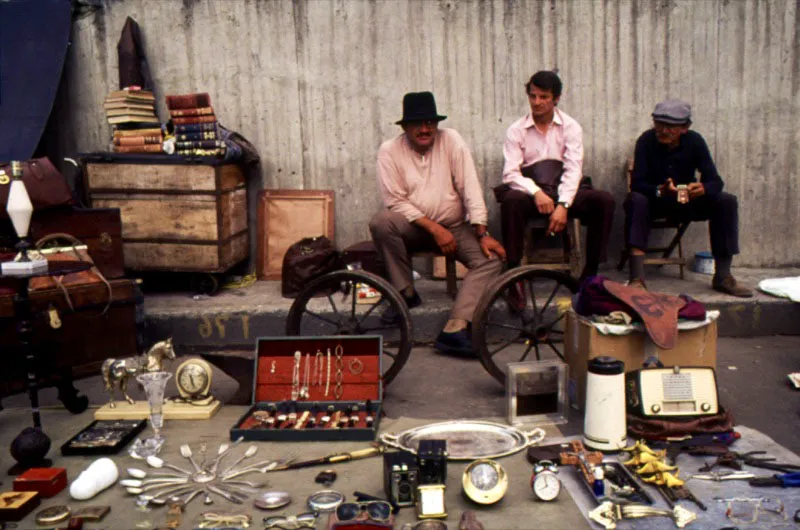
[29,233,112,315]
[627,407,735,440]
[493,159,565,203]
[0,157,74,217]
[281,236,345,298]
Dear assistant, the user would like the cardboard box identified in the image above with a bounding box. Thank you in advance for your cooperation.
[0,491,39,521]
[13,467,67,498]
[230,335,382,442]
[565,311,717,408]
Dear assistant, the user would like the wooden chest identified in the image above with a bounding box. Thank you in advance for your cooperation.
[83,160,248,273]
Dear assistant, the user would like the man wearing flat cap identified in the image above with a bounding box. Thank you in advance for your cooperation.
[625,99,752,296]
[370,91,506,356]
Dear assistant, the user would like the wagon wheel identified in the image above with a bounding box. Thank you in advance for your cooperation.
[472,267,580,386]
[286,270,412,386]
[191,273,220,295]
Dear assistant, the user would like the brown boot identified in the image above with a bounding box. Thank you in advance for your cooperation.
[712,275,753,297]
[626,278,648,291]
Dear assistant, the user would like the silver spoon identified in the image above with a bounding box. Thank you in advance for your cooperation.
[208,437,243,474]
[121,477,190,488]
[149,486,196,505]
[146,455,192,476]
[223,460,280,480]
[207,483,245,504]
[220,445,258,476]
[180,443,204,474]
[127,467,185,480]
[180,488,205,506]
[199,442,208,470]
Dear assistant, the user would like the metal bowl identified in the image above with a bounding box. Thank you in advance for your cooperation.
[254,491,291,510]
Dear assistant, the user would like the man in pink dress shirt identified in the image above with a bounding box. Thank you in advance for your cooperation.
[369,92,506,357]
[499,71,615,302]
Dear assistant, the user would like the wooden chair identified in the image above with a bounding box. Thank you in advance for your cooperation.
[617,159,690,279]
[523,217,583,278]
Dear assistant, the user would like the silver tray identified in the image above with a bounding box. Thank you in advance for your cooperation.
[380,420,545,460]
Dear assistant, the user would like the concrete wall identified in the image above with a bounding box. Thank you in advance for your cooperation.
[61,0,800,268]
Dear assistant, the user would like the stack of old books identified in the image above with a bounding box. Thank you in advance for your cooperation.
[104,88,163,153]
[165,92,225,157]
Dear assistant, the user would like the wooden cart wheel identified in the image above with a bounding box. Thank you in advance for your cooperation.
[286,270,412,386]
[472,267,580,386]
[191,273,220,295]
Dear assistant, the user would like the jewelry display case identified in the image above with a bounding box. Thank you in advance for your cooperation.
[230,335,382,441]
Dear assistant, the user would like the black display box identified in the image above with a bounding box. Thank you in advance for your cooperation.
[61,419,147,456]
[230,335,383,441]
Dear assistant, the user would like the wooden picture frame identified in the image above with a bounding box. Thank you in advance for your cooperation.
[257,190,335,280]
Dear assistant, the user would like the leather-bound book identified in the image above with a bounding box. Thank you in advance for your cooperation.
[170,106,214,117]
[114,144,164,153]
[165,93,211,109]
[114,135,162,146]
[172,115,217,125]
[174,123,217,133]
[175,131,218,141]
[113,127,163,137]
[108,115,160,125]
[175,147,226,156]
[175,140,224,149]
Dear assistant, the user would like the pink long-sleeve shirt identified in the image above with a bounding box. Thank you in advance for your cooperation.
[376,128,488,228]
[502,108,584,206]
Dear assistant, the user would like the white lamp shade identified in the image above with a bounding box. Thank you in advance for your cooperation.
[7,179,33,237]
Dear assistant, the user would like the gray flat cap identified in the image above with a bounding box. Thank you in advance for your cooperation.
[652,99,692,125]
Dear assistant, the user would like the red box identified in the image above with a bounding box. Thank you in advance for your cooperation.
[0,491,40,521]
[13,467,67,498]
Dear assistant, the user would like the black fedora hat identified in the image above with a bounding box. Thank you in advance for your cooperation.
[396,91,447,124]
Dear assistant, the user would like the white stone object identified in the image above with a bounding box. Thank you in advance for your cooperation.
[70,457,119,500]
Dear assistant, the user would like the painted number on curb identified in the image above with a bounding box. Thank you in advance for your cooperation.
[197,314,250,340]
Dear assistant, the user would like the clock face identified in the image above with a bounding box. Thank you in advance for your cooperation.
[177,363,209,395]
[533,471,561,501]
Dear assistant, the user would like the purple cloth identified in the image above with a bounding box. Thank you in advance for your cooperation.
[574,275,707,321]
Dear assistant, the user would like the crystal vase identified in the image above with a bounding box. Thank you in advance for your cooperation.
[129,371,173,459]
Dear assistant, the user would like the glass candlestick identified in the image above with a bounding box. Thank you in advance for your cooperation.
[129,371,173,459]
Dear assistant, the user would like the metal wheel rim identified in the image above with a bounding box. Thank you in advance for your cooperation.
[286,270,412,386]
[472,267,579,385]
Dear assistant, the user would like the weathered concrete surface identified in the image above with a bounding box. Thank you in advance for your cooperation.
[141,267,800,352]
[59,0,800,266]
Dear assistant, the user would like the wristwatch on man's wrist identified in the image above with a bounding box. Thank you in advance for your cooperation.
[558,201,570,209]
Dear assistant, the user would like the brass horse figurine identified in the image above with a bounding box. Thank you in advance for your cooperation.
[101,338,176,407]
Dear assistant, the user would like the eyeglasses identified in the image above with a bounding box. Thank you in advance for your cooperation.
[336,501,393,522]
[263,512,317,529]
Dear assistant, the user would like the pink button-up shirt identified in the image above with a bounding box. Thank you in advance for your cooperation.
[376,128,488,228]
[502,108,584,206]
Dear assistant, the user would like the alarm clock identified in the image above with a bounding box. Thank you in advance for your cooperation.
[462,459,508,505]
[174,358,213,401]
[531,460,561,501]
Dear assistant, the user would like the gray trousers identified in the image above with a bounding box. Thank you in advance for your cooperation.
[369,210,503,322]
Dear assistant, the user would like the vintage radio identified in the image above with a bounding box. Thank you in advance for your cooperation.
[383,450,419,507]
[626,366,719,417]
[417,439,447,485]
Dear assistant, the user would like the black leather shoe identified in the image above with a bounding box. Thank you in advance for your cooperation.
[380,291,422,324]
[434,326,476,358]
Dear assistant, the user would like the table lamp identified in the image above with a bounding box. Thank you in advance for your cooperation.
[1,161,47,275]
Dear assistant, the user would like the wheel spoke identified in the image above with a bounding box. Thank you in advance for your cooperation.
[489,337,521,358]
[546,340,566,361]
[326,294,342,318]
[383,350,398,360]
[540,282,561,315]
[355,298,386,326]
[485,319,527,334]
[350,284,358,320]
[519,342,535,362]
[303,309,342,329]
[527,280,538,314]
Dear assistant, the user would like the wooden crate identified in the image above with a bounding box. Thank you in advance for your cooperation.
[84,162,248,273]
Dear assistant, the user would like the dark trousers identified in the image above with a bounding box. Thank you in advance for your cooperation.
[500,188,616,276]
[624,191,740,257]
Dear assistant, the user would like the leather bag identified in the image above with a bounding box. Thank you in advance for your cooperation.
[0,158,74,217]
[281,236,345,298]
[627,407,735,440]
[492,159,564,203]
[29,233,112,315]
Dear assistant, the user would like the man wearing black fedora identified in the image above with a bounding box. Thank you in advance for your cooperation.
[369,91,506,357]
[625,98,752,297]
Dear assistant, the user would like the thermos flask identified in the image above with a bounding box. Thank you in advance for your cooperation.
[583,356,626,451]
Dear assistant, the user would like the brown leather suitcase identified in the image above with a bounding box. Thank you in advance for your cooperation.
[30,206,125,279]
[0,278,141,401]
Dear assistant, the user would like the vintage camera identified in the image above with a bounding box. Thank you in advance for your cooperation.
[417,439,447,485]
[383,450,419,507]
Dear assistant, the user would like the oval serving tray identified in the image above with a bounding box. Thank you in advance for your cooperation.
[381,420,545,460]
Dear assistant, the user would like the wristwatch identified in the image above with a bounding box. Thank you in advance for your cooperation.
[477,231,490,239]
[656,188,662,198]
[558,201,570,209]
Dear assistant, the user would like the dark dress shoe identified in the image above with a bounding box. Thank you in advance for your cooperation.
[380,291,422,324]
[434,326,476,358]
[712,275,753,298]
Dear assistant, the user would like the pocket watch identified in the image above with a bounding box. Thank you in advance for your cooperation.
[531,460,561,501]
[175,358,213,400]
